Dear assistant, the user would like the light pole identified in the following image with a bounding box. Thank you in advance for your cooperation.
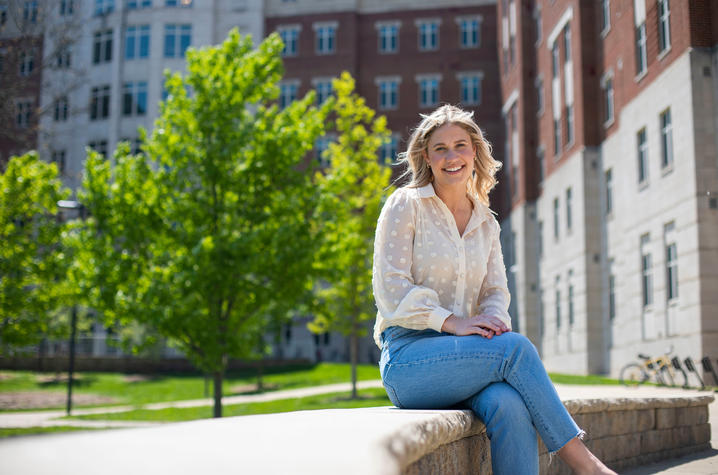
[57,199,84,415]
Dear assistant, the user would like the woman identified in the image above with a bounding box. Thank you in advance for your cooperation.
[372,105,615,474]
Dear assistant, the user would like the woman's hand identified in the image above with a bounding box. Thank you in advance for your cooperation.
[441,314,510,338]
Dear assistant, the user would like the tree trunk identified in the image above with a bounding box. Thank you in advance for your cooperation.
[350,330,358,399]
[213,371,223,418]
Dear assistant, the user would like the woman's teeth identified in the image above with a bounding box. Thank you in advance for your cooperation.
[445,166,463,172]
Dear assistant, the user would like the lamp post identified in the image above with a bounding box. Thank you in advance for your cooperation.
[57,199,84,415]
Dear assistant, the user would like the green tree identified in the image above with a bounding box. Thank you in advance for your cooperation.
[74,30,329,417]
[0,153,70,354]
[310,72,394,398]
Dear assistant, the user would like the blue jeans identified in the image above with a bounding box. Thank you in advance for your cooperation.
[379,327,582,475]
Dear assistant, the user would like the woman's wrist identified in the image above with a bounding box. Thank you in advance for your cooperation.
[441,314,457,334]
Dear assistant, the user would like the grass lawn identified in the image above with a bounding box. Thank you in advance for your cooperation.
[548,373,621,385]
[0,426,110,438]
[0,362,382,411]
[68,387,392,422]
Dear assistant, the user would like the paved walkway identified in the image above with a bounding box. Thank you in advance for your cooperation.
[0,381,715,473]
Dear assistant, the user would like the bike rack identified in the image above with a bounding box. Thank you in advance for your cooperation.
[684,357,705,390]
[700,357,718,387]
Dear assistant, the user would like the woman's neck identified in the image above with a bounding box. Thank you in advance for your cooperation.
[433,182,472,213]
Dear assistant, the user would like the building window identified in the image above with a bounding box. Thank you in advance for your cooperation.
[658,0,671,53]
[637,127,648,185]
[314,135,332,167]
[94,0,114,15]
[23,1,38,23]
[563,24,571,62]
[601,0,610,33]
[565,187,572,232]
[60,0,75,15]
[313,78,333,105]
[93,29,113,64]
[608,261,616,321]
[660,108,673,169]
[376,22,399,54]
[278,25,300,57]
[279,80,298,109]
[605,168,613,215]
[52,150,66,174]
[164,24,191,58]
[538,221,544,258]
[56,45,72,68]
[417,75,440,108]
[457,16,481,48]
[566,105,574,145]
[534,5,542,44]
[602,76,614,124]
[314,22,336,55]
[16,100,33,128]
[537,147,545,185]
[165,0,192,6]
[90,85,111,120]
[535,77,544,115]
[380,134,399,165]
[567,274,574,326]
[88,140,108,157]
[0,4,7,25]
[417,19,440,51]
[127,0,152,8]
[19,50,34,76]
[555,277,562,329]
[551,42,559,78]
[664,222,678,301]
[508,0,516,65]
[640,234,653,308]
[457,72,482,106]
[553,197,559,239]
[553,118,561,156]
[54,96,69,122]
[635,22,647,75]
[126,25,150,60]
[376,77,399,110]
[123,81,147,116]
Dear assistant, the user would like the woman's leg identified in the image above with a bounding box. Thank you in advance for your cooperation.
[464,382,538,475]
[381,331,580,453]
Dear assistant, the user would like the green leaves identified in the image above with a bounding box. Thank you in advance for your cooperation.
[0,153,71,354]
[311,72,394,336]
[75,29,328,380]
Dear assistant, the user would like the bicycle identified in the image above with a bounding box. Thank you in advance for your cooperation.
[619,346,686,387]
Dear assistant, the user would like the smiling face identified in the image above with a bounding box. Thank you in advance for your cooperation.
[425,123,476,194]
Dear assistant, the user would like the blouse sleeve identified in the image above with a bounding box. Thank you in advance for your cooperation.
[477,220,513,330]
[372,189,453,333]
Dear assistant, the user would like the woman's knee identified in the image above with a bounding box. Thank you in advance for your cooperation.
[475,382,531,424]
[502,332,539,357]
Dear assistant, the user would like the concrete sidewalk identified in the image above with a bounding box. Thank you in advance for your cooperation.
[0,381,715,473]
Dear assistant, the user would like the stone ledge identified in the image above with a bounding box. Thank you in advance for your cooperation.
[0,394,713,474]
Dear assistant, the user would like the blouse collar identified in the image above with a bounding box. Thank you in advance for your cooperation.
[416,183,494,227]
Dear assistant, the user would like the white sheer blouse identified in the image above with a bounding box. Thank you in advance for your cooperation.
[372,183,512,347]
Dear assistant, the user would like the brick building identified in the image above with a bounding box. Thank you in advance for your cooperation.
[497,0,718,375]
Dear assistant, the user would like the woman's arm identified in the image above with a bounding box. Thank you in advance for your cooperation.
[372,190,453,333]
[476,220,513,330]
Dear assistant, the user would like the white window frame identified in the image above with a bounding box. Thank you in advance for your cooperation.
[125,25,150,60]
[601,70,614,126]
[164,24,192,58]
[640,233,653,309]
[93,29,113,64]
[664,222,678,302]
[416,74,441,108]
[122,81,148,116]
[658,0,671,53]
[15,99,33,128]
[416,18,440,52]
[637,127,648,185]
[456,71,482,106]
[313,21,337,55]
[90,84,111,120]
[375,21,400,54]
[279,80,300,109]
[535,75,544,116]
[311,77,333,105]
[376,76,400,111]
[600,0,610,35]
[456,15,482,49]
[660,108,673,170]
[54,95,69,122]
[278,25,301,57]
[19,50,34,76]
[635,22,647,76]
[380,133,400,165]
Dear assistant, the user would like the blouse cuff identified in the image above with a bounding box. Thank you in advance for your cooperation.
[428,307,454,333]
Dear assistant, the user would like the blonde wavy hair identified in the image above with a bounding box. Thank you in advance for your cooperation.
[396,105,502,207]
